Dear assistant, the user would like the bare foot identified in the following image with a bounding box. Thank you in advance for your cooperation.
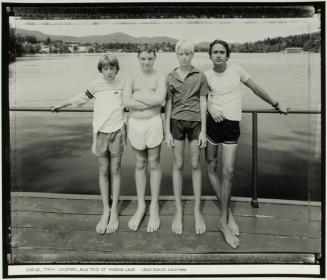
[128,204,146,231]
[147,203,160,233]
[194,211,206,235]
[218,221,240,248]
[106,211,119,234]
[96,210,110,235]
[171,212,183,235]
[228,212,239,236]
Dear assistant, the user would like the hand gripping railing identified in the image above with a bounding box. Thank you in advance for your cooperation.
[9,106,321,208]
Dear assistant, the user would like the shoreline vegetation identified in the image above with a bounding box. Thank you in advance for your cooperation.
[9,29,320,62]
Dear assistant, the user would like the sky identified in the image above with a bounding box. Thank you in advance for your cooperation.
[10,15,320,43]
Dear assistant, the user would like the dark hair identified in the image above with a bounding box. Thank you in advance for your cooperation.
[208,39,230,58]
[97,54,120,73]
[137,44,156,57]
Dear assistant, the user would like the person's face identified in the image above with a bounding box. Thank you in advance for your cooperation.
[138,51,156,71]
[101,64,117,80]
[210,43,228,66]
[176,49,194,67]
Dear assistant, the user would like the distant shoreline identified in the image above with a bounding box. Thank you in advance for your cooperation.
[16,51,314,58]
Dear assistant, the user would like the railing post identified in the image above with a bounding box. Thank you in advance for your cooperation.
[251,112,259,208]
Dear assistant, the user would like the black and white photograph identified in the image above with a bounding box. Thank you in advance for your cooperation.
[3,1,324,278]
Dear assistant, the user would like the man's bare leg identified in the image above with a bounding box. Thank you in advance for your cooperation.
[205,142,239,236]
[147,145,162,232]
[189,139,206,235]
[96,157,110,234]
[128,148,147,231]
[106,155,121,234]
[219,143,239,248]
[171,140,185,235]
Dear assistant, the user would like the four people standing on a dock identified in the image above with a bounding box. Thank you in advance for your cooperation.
[51,39,288,249]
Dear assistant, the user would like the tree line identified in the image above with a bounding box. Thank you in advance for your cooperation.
[229,32,321,53]
[9,28,320,62]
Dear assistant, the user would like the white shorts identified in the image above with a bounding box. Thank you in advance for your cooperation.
[128,114,163,150]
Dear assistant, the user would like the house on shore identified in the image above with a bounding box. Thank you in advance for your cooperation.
[283,47,304,53]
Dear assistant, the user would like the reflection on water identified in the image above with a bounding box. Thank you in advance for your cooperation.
[9,53,321,201]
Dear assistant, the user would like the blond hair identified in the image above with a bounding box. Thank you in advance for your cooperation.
[175,39,195,54]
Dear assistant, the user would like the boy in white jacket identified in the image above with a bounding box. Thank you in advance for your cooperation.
[51,54,125,235]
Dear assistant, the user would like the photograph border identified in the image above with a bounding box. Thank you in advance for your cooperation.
[2,1,325,278]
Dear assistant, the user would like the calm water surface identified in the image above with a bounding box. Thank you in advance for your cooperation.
[9,53,321,201]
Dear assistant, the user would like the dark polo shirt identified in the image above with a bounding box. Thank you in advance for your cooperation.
[167,66,209,122]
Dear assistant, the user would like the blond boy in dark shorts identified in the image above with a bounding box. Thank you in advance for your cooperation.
[165,39,209,235]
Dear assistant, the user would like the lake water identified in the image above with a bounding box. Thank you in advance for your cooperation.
[9,52,322,201]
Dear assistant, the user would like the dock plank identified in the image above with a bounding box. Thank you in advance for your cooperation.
[309,205,321,221]
[10,195,322,264]
[11,197,319,221]
[12,228,321,254]
[11,211,321,239]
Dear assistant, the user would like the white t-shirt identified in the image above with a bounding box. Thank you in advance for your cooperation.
[70,77,125,133]
[205,64,250,121]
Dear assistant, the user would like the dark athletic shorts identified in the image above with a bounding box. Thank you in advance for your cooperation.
[206,113,240,144]
[170,119,201,141]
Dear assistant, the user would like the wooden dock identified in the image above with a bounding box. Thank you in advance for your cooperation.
[10,192,321,264]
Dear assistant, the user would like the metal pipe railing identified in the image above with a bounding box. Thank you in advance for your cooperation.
[9,106,321,207]
[252,112,259,208]
[9,106,321,114]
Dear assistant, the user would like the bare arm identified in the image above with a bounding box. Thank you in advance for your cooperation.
[164,98,174,148]
[122,76,149,110]
[198,95,207,148]
[200,96,207,133]
[243,78,288,114]
[133,75,167,106]
[165,98,172,134]
[51,100,72,112]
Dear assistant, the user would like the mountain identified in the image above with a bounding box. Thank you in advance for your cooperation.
[197,41,210,49]
[14,29,77,43]
[14,28,178,44]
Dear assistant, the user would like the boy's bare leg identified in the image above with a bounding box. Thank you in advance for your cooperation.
[128,148,147,231]
[219,143,239,248]
[96,157,111,234]
[171,140,185,235]
[205,143,239,236]
[189,139,206,235]
[106,155,122,234]
[147,145,162,232]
